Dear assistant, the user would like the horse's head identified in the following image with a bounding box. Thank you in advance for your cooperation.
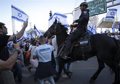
[44,19,68,39]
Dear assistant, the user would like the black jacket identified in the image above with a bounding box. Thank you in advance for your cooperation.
[74,9,89,31]
[0,35,10,60]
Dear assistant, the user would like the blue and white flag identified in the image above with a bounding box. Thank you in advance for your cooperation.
[119,22,120,31]
[112,21,120,32]
[87,24,96,34]
[105,9,117,21]
[34,25,43,36]
[48,13,69,28]
[112,25,115,33]
[11,5,28,22]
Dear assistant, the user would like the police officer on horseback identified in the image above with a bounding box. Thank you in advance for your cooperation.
[62,2,89,58]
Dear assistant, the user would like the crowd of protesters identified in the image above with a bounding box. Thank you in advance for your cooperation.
[0,21,61,84]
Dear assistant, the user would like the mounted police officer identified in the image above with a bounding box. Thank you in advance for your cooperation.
[62,2,89,58]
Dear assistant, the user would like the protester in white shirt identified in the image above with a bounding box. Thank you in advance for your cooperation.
[33,36,56,84]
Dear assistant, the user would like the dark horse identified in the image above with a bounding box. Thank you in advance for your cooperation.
[44,20,120,84]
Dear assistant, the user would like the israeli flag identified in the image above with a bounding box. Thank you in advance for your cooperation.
[119,22,120,31]
[48,13,69,28]
[11,5,28,22]
[34,25,43,36]
[87,24,96,34]
[112,24,115,33]
[105,9,117,21]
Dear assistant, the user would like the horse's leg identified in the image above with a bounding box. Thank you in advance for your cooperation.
[90,56,105,83]
[51,51,56,70]
[106,62,120,84]
[63,62,72,78]
[113,65,120,84]
[97,51,120,84]
[66,62,72,72]
[54,57,65,81]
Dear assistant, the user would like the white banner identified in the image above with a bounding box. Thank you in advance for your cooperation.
[105,9,117,21]
[48,13,68,28]
[11,5,28,22]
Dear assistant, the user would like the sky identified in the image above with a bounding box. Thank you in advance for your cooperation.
[0,0,120,35]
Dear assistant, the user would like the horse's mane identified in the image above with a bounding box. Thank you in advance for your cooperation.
[44,19,68,46]
[57,22,68,34]
[55,22,68,46]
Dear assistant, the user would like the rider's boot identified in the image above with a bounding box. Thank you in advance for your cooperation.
[61,48,71,59]
[82,53,88,61]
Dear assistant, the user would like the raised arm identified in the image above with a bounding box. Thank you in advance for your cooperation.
[8,20,28,41]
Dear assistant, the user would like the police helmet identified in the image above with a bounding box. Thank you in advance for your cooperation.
[80,2,88,8]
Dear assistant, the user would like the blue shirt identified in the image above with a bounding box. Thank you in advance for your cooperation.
[33,44,54,62]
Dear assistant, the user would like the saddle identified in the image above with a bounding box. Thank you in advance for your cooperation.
[58,31,92,60]
[80,32,91,52]
[70,31,92,60]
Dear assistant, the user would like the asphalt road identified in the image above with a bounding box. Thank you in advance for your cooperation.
[16,57,114,84]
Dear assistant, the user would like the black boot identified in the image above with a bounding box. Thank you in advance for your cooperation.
[82,54,88,61]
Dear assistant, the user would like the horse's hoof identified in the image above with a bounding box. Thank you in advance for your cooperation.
[67,72,72,78]
[89,79,95,84]
[54,77,59,82]
[112,80,120,84]
[112,82,118,84]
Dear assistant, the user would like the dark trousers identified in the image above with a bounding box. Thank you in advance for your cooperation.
[12,62,22,82]
[0,70,15,84]
[64,27,86,54]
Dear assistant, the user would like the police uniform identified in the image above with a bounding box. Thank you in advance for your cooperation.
[63,2,89,56]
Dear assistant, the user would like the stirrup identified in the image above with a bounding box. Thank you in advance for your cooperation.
[61,54,71,59]
[61,56,68,59]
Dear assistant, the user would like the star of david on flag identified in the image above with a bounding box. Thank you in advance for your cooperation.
[106,9,117,19]
[11,5,28,22]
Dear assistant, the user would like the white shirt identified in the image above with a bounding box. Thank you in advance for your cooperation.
[33,44,54,62]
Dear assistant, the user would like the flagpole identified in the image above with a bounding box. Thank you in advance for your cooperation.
[34,25,43,36]
[12,18,17,43]
[29,22,32,29]
[11,5,15,35]
[12,19,15,35]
